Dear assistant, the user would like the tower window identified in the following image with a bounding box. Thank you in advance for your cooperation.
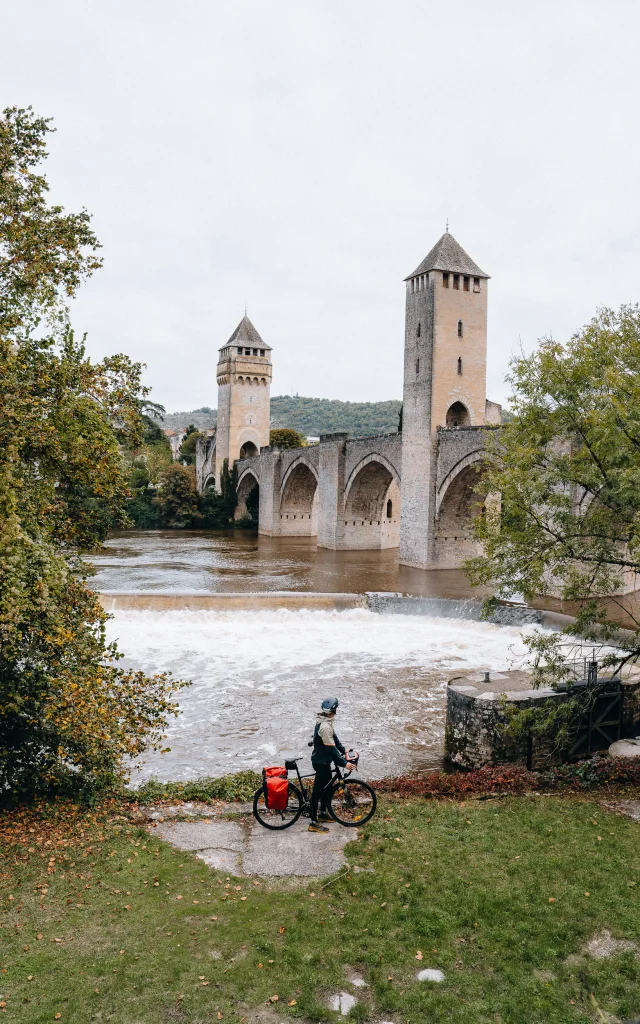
[457,357,463,375]
[260,349,265,356]
[453,274,460,290]
[416,322,421,337]
[237,347,242,354]
[458,319,463,338]
[463,276,470,291]
[415,358,420,374]
[473,277,481,292]
[386,499,393,519]
[443,272,449,288]
[252,348,257,355]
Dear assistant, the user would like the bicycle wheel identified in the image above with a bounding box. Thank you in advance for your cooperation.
[252,783,303,830]
[328,779,377,826]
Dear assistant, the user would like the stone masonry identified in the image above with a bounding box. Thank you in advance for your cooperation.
[196,231,501,566]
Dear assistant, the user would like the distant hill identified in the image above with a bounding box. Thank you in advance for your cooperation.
[160,397,511,437]
[160,397,402,438]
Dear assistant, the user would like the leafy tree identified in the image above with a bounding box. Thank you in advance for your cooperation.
[0,106,186,803]
[154,465,203,528]
[467,305,640,686]
[219,458,238,522]
[179,423,201,465]
[269,427,307,449]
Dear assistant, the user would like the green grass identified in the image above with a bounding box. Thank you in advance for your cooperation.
[1,795,639,1023]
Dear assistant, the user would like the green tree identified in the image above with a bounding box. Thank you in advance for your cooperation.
[154,464,203,528]
[467,305,640,684]
[269,427,307,449]
[0,107,186,803]
[179,423,201,465]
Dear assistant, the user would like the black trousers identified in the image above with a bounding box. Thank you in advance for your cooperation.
[310,764,332,821]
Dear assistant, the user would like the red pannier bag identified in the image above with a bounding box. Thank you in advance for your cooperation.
[263,766,288,811]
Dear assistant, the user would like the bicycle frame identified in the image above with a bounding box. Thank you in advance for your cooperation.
[287,760,345,816]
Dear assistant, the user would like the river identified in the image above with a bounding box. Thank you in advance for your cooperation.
[89,531,533,784]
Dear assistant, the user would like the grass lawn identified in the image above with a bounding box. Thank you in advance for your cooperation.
[1,794,639,1023]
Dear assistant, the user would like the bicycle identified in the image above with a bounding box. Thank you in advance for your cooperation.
[252,753,377,831]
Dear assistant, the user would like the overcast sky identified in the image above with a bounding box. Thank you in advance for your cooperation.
[4,1,639,411]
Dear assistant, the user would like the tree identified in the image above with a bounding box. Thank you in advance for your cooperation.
[0,107,186,803]
[178,423,201,465]
[467,305,640,685]
[154,465,203,528]
[270,427,307,449]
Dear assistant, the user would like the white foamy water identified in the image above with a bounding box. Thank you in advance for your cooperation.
[106,608,534,783]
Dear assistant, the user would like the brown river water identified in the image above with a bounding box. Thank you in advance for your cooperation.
[88,531,534,784]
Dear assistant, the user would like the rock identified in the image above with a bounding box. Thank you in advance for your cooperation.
[609,738,640,758]
[328,992,357,1014]
[350,976,368,988]
[417,968,445,983]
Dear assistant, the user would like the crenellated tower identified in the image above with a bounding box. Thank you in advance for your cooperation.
[215,316,272,485]
[399,231,497,568]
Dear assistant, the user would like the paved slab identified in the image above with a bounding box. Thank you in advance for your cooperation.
[153,820,246,852]
[243,818,354,877]
[151,814,355,877]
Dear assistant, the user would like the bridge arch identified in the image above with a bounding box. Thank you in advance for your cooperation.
[343,453,401,549]
[279,456,319,536]
[235,468,260,523]
[434,451,496,567]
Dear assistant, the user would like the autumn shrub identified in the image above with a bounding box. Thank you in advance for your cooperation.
[377,757,640,800]
[131,770,262,805]
[0,106,188,804]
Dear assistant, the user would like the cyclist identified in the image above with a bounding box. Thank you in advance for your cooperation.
[308,697,356,833]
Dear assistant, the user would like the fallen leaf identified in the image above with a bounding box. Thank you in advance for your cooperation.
[240,896,247,901]
[548,898,557,903]
[55,1015,61,1020]
[176,895,183,900]
[23,945,29,952]
[257,963,263,968]
[28,976,33,981]
[415,951,423,960]
[288,1000,297,1006]
[269,995,279,1002]
[217,1014,223,1020]
[193,900,199,905]
[199,976,205,980]
[201,982,209,987]
[584,892,590,897]
[94,989,99,994]
[210,916,218,921]
[279,927,285,934]
[36,934,43,940]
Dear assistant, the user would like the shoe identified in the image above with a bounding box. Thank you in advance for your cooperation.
[317,813,333,823]
[308,821,330,833]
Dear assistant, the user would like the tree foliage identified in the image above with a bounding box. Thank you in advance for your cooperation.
[467,305,640,683]
[0,107,187,803]
[269,427,306,449]
[178,423,201,465]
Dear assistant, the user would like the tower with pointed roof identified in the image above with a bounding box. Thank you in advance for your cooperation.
[399,231,498,568]
[215,315,272,485]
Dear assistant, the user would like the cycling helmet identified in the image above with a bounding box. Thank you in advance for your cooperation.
[321,697,339,713]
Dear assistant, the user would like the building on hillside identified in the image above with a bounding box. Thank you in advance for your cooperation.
[196,230,501,570]
[163,428,186,460]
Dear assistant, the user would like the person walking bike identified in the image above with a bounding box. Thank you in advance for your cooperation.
[309,697,356,833]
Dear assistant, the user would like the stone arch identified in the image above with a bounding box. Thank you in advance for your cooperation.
[240,440,259,458]
[203,472,216,492]
[434,452,493,568]
[235,468,260,523]
[446,401,470,427]
[279,457,319,536]
[343,454,401,549]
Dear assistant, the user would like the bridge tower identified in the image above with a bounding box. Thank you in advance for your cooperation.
[215,316,272,486]
[399,231,493,569]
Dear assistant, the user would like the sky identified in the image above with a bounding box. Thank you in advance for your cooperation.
[3,0,640,412]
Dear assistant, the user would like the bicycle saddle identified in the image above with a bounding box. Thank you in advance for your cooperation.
[284,757,303,769]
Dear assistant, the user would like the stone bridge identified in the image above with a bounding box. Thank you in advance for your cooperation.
[199,425,497,567]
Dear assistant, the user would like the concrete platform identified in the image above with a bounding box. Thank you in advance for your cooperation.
[152,815,355,877]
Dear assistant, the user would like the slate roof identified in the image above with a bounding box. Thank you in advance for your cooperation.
[221,315,271,351]
[405,231,489,280]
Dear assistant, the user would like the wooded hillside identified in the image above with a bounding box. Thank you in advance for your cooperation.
[161,396,402,437]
